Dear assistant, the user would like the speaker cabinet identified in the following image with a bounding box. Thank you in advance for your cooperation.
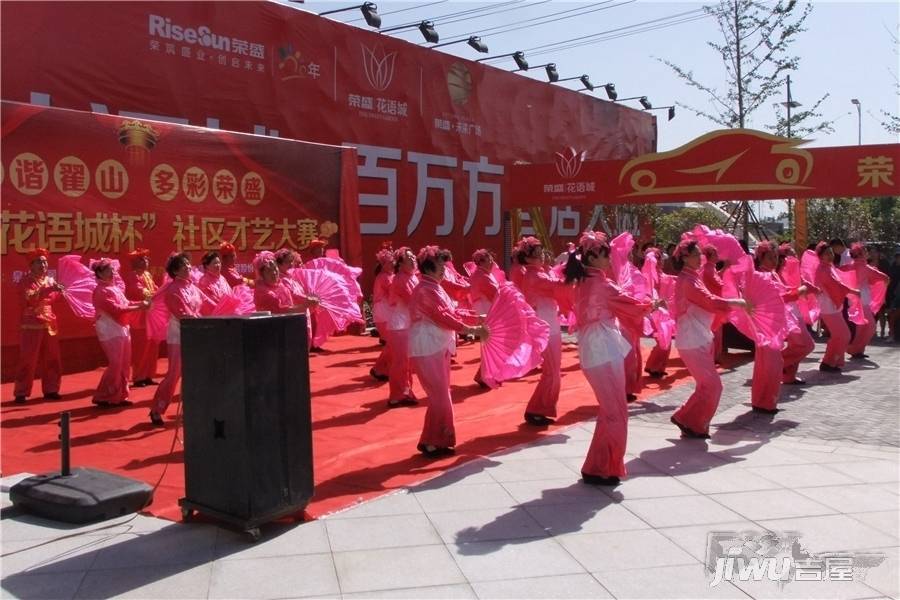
[179,314,312,537]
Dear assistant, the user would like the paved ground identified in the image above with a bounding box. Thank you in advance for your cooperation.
[2,341,898,599]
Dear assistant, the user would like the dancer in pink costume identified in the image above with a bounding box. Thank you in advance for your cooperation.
[409,246,483,458]
[517,236,568,426]
[124,248,160,387]
[370,245,396,381]
[643,247,676,378]
[776,243,817,385]
[90,259,149,407]
[565,231,651,485]
[469,248,500,387]
[671,240,747,438]
[150,253,214,427]
[219,242,249,288]
[385,247,420,408]
[845,243,889,359]
[814,242,860,373]
[751,242,789,413]
[13,248,65,404]
[701,245,727,363]
[197,250,232,304]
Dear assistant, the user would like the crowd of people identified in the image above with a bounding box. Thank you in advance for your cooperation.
[11,228,898,486]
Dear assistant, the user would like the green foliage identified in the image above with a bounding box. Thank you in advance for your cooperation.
[807,197,900,244]
[652,206,726,246]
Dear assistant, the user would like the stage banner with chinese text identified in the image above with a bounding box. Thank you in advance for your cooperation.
[0,1,656,264]
[1,101,359,373]
[508,129,900,207]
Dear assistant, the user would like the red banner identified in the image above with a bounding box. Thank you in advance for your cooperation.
[509,129,900,207]
[0,1,655,260]
[1,101,358,364]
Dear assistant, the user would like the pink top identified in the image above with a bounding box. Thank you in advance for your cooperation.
[254,279,295,314]
[815,263,855,313]
[409,275,466,357]
[280,275,307,305]
[197,272,232,305]
[387,270,419,331]
[701,261,724,296]
[164,277,210,344]
[469,266,500,314]
[372,269,394,323]
[575,267,650,369]
[223,266,246,288]
[92,280,137,326]
[522,264,562,335]
[675,267,731,350]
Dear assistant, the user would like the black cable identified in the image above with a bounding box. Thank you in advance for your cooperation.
[383,0,524,32]
[343,0,449,24]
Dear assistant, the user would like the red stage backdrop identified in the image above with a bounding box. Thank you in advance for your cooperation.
[0,101,358,376]
[0,1,656,263]
[508,129,900,206]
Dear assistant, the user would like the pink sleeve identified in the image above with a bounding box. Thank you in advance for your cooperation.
[686,278,731,314]
[254,288,280,313]
[165,286,193,319]
[94,286,132,318]
[607,282,652,322]
[420,287,467,332]
[531,270,562,296]
[867,265,889,283]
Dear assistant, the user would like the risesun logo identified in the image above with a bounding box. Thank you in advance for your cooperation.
[148,14,232,51]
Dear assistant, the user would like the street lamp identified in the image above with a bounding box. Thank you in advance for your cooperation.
[511,63,558,82]
[780,74,802,138]
[431,36,489,53]
[555,74,594,91]
[616,96,652,110]
[317,2,381,28]
[851,98,862,145]
[380,20,438,43]
[644,106,676,121]
[476,51,529,71]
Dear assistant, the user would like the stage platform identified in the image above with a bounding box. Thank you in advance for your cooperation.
[1,335,694,521]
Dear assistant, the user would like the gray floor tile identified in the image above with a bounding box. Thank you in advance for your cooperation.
[499,479,609,506]
[756,514,898,553]
[795,484,900,514]
[334,545,465,594]
[857,546,899,599]
[847,511,900,540]
[74,563,212,599]
[557,529,699,572]
[208,553,338,599]
[325,513,441,552]
[449,537,585,582]
[594,563,748,599]
[524,500,650,535]
[214,519,331,560]
[657,522,761,562]
[328,491,424,520]
[710,489,837,521]
[601,473,698,498]
[675,466,784,494]
[0,570,84,600]
[623,495,745,528]
[730,576,888,600]
[745,463,865,488]
[486,458,579,483]
[413,482,516,513]
[0,535,108,575]
[471,573,613,599]
[89,524,217,570]
[823,461,900,484]
[427,506,547,544]
[342,583,476,599]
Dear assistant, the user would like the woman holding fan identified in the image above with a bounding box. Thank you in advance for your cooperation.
[670,240,747,438]
[408,246,483,458]
[565,231,651,485]
[814,242,860,373]
[385,247,419,408]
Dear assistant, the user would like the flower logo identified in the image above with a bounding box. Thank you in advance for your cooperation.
[555,147,586,179]
[361,44,397,91]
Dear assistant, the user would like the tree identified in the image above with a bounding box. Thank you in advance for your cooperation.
[880,25,900,136]
[806,197,900,245]
[660,0,832,137]
[653,206,726,246]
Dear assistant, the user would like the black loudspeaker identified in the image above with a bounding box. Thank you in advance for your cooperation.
[178,314,313,539]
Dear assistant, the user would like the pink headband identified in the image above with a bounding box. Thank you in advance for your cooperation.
[417,245,441,264]
[376,248,394,265]
[393,246,412,262]
[777,242,795,257]
[674,239,696,259]
[253,250,276,272]
[578,230,608,255]
[849,242,866,258]
[754,241,776,260]
[515,236,542,256]
[815,241,830,256]
[90,258,114,275]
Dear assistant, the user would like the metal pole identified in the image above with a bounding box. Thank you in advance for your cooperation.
[856,102,861,145]
[60,411,71,476]
[786,75,793,236]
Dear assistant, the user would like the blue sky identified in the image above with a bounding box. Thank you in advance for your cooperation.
[292,0,899,151]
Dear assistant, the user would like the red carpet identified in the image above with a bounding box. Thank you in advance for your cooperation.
[1,336,693,521]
